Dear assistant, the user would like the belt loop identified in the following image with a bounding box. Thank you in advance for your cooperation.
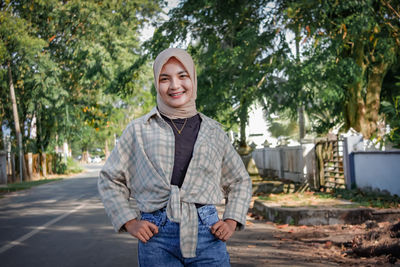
[160,209,167,226]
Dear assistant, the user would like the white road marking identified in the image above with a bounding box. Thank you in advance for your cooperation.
[0,203,87,254]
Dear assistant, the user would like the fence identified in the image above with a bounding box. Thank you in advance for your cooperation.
[252,134,399,195]
[252,143,316,185]
[0,152,61,184]
[315,136,345,189]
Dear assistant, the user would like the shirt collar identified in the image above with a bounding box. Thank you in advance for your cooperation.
[144,107,161,122]
[144,106,216,130]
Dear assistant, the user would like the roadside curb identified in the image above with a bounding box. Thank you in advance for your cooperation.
[253,199,374,225]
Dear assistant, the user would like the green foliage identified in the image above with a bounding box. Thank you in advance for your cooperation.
[57,157,83,175]
[1,0,162,159]
[269,0,400,137]
[55,162,67,174]
[267,115,298,140]
[329,188,400,209]
[380,69,400,147]
[147,0,287,142]
[381,95,400,147]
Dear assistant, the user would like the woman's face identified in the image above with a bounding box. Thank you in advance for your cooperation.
[158,57,193,108]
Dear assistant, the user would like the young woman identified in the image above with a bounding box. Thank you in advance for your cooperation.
[98,48,252,266]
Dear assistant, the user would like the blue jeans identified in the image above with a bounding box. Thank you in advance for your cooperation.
[138,205,230,267]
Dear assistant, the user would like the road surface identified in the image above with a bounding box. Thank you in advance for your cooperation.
[0,164,352,267]
[0,165,138,267]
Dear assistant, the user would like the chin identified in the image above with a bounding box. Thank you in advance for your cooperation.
[168,98,190,107]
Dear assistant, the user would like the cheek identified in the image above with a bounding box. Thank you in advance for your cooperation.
[158,84,169,97]
[184,81,194,95]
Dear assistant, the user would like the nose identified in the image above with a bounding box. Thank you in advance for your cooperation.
[169,77,180,90]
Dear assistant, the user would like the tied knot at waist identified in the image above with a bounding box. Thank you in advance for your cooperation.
[165,186,199,258]
[165,186,204,222]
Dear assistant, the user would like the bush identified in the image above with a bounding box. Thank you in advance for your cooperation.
[55,157,83,174]
[66,157,83,174]
[55,162,67,174]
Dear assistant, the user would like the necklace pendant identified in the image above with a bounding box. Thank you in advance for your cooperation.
[170,118,188,135]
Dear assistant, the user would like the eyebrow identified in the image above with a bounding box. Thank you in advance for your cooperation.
[159,70,188,77]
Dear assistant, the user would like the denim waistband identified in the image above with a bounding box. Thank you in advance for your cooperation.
[142,204,207,215]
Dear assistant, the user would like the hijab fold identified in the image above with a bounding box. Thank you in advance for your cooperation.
[153,48,197,119]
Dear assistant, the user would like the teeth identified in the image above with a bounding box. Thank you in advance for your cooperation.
[170,92,184,96]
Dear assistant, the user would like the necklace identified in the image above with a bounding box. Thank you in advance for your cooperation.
[169,118,188,134]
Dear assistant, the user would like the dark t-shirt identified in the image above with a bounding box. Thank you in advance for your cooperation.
[161,114,201,188]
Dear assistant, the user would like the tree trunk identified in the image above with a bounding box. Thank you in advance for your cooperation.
[0,119,3,150]
[295,24,305,141]
[41,153,47,177]
[239,98,249,147]
[105,139,110,160]
[298,106,305,140]
[345,41,367,134]
[81,149,90,163]
[55,134,59,154]
[362,62,389,139]
[8,60,27,182]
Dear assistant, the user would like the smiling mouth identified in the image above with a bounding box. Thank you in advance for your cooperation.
[169,92,185,97]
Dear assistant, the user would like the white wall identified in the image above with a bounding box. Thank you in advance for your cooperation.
[252,144,316,183]
[353,151,400,196]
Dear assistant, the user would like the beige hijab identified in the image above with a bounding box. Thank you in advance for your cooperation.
[153,48,197,119]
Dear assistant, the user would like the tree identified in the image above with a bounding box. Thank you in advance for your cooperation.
[271,0,400,139]
[0,6,47,180]
[147,0,287,146]
[1,0,162,175]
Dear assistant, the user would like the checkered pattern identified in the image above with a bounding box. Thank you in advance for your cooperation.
[98,107,252,258]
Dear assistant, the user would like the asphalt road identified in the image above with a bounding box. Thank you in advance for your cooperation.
[0,164,347,267]
[0,165,138,267]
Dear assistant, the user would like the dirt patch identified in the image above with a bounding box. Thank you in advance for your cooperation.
[352,221,400,262]
[269,217,400,266]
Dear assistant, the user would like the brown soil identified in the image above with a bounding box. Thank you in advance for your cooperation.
[224,197,400,266]
[260,217,400,266]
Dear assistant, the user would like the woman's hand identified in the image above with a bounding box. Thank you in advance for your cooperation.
[211,219,237,242]
[124,219,158,243]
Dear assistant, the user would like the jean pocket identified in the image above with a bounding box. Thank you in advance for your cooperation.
[140,210,166,227]
[197,205,219,227]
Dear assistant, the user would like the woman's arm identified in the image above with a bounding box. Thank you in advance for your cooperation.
[98,123,139,232]
[220,134,252,230]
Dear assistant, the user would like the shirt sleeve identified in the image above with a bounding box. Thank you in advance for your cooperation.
[220,134,252,230]
[98,123,139,232]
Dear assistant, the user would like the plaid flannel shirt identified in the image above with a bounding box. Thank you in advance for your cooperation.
[98,107,252,258]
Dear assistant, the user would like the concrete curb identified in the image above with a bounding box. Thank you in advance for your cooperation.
[253,199,374,225]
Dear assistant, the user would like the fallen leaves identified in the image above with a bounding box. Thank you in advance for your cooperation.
[324,241,333,249]
[277,224,289,229]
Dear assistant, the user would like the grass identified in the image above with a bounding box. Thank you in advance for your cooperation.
[0,179,63,194]
[327,188,400,209]
[257,189,400,209]
[257,192,353,207]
